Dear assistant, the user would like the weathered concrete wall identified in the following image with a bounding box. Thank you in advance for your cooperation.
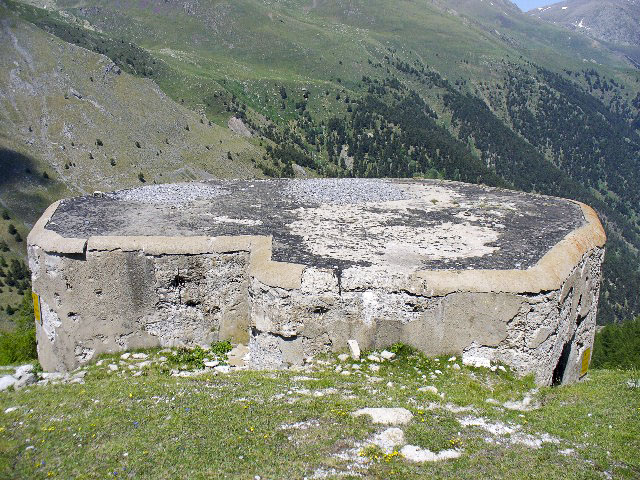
[27,180,606,384]
[248,246,604,385]
[29,243,251,372]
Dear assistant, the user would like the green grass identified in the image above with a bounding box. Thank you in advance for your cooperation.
[1,347,638,479]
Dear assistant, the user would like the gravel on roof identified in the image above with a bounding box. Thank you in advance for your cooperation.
[283,179,409,205]
[108,183,227,205]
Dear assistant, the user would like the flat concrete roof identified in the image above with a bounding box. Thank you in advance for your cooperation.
[45,179,586,273]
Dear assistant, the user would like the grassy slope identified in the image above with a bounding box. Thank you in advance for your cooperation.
[0,347,638,479]
[0,6,269,324]
[0,8,264,202]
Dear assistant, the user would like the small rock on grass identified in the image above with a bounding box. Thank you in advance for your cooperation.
[14,373,36,389]
[0,375,17,391]
[353,407,413,425]
[14,365,34,378]
[462,354,491,369]
[338,353,349,362]
[418,385,438,395]
[380,350,396,360]
[371,428,405,453]
[400,445,461,462]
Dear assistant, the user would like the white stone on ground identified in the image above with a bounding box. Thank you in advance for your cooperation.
[14,373,36,389]
[4,407,18,414]
[108,364,118,371]
[462,353,491,368]
[14,365,34,378]
[347,340,360,360]
[504,390,539,411]
[380,350,396,360]
[337,353,349,362]
[204,361,219,368]
[214,365,231,374]
[132,353,148,360]
[453,364,461,370]
[353,407,414,425]
[367,355,381,362]
[400,445,461,462]
[369,364,380,372]
[371,428,405,453]
[120,353,131,360]
[418,386,438,395]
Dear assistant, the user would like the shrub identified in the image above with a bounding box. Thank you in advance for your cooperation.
[7,224,16,235]
[1,210,9,220]
[210,340,233,357]
[138,172,146,183]
[0,292,37,365]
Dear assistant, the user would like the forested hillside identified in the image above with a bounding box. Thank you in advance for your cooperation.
[2,0,639,325]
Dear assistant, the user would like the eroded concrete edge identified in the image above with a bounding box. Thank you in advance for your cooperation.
[27,201,87,255]
[29,200,605,295]
[409,202,606,296]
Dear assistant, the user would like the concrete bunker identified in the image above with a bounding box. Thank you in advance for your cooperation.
[27,179,606,385]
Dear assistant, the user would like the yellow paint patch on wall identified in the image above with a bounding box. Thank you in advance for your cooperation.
[581,347,591,377]
[32,292,41,325]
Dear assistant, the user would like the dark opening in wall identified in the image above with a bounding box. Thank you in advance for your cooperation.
[552,332,576,386]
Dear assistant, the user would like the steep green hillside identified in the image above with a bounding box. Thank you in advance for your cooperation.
[0,5,273,325]
[3,0,640,324]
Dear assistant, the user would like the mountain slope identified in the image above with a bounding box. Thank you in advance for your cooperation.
[0,5,269,325]
[3,0,640,325]
[528,0,640,48]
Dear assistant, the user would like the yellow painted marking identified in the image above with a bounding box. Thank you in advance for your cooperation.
[32,292,42,325]
[580,347,591,377]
